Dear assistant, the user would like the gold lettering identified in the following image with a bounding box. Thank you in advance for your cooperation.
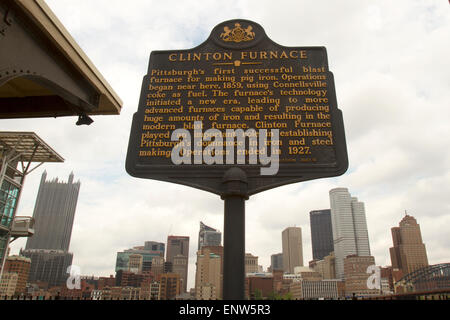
[289,51,298,59]
[142,57,333,162]
[193,53,202,61]
[168,54,177,61]
[223,52,233,60]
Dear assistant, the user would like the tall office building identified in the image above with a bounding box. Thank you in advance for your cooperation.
[23,172,80,287]
[172,254,188,293]
[25,171,80,251]
[166,235,189,293]
[329,188,371,279]
[197,245,224,298]
[195,247,222,300]
[198,222,221,250]
[310,209,334,260]
[389,214,428,276]
[202,245,223,275]
[282,227,303,274]
[270,253,283,271]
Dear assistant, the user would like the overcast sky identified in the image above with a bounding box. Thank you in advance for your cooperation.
[4,0,450,290]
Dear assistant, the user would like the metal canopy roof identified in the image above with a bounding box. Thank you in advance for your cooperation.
[0,131,64,163]
[0,0,123,119]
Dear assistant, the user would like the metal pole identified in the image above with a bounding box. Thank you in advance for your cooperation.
[221,168,248,300]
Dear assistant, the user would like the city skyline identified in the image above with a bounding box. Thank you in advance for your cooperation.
[8,182,446,291]
[5,208,442,293]
[4,0,449,292]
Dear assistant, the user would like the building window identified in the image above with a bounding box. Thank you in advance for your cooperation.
[0,179,19,229]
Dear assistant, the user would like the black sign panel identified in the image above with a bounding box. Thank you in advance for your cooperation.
[126,19,348,196]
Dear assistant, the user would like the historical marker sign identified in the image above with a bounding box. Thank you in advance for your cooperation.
[126,19,348,195]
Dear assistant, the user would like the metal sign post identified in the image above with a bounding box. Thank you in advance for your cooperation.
[221,167,248,300]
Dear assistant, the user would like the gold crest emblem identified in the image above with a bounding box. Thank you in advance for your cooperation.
[220,23,255,43]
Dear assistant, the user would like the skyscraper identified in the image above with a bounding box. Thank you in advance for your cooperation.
[172,254,188,293]
[282,227,303,274]
[310,209,334,260]
[270,253,283,271]
[166,235,189,292]
[25,171,80,251]
[389,214,428,276]
[198,222,221,250]
[195,247,222,300]
[23,171,80,287]
[329,188,371,279]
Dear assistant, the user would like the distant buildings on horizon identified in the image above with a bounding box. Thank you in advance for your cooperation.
[1,178,440,299]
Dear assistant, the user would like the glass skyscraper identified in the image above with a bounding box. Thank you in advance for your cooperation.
[198,221,221,250]
[329,188,371,280]
[310,209,334,261]
[270,253,283,271]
